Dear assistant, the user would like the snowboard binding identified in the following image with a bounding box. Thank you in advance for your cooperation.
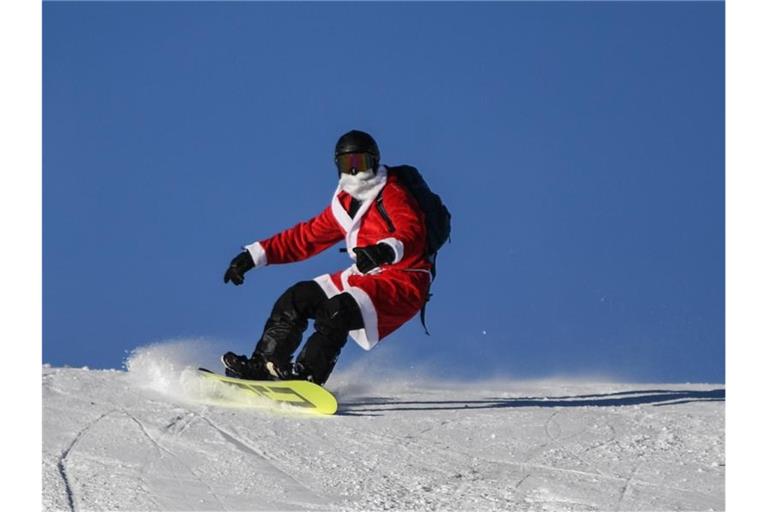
[221,352,272,380]
[222,352,311,382]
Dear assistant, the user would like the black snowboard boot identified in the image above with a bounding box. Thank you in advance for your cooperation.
[221,352,271,380]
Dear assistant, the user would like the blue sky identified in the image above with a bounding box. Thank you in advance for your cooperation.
[43,1,724,382]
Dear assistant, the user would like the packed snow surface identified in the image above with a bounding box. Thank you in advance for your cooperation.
[43,341,724,511]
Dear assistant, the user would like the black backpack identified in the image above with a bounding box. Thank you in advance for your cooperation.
[375,165,452,333]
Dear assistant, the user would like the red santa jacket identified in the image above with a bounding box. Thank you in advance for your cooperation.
[245,167,432,350]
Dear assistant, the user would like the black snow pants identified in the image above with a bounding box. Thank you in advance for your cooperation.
[253,280,364,385]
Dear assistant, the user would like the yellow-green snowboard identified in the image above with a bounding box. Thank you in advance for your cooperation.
[198,368,338,415]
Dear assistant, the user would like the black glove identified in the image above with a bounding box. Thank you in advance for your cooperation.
[353,243,396,274]
[223,251,255,286]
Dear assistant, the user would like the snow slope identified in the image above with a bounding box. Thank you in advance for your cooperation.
[43,342,724,511]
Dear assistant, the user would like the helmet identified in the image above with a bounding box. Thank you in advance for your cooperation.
[334,130,380,160]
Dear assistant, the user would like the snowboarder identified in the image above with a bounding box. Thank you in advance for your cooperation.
[222,130,433,385]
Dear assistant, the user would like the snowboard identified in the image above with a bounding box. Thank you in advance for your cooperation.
[197,368,338,415]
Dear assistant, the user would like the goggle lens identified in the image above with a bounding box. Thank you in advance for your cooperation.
[336,153,377,175]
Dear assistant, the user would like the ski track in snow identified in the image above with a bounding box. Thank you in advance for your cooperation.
[42,366,724,511]
[56,409,115,512]
[122,409,229,511]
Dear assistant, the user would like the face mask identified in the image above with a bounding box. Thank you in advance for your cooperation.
[339,166,386,201]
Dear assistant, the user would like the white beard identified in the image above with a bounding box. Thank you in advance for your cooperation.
[338,166,387,201]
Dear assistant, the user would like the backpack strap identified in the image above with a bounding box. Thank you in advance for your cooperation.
[375,192,396,233]
[419,292,432,336]
[418,252,439,336]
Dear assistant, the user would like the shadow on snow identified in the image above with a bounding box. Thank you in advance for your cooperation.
[338,388,725,415]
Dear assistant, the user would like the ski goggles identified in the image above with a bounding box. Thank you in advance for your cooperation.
[335,152,378,175]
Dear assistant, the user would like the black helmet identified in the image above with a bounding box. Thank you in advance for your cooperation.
[334,130,380,160]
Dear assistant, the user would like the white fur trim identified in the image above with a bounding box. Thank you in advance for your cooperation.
[330,184,352,233]
[340,266,355,288]
[377,237,404,264]
[330,166,389,260]
[243,241,268,269]
[313,274,341,298]
[345,286,380,351]
[313,269,380,351]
